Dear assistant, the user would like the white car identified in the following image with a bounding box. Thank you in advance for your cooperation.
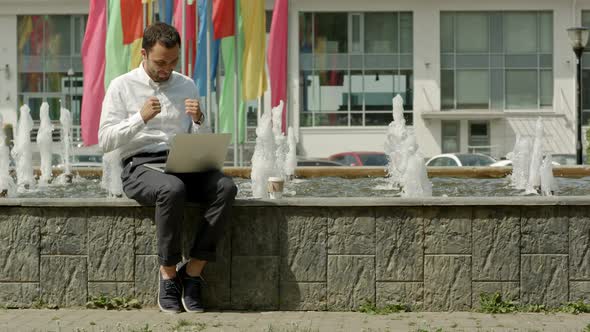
[490,159,513,167]
[490,159,560,167]
[425,153,496,167]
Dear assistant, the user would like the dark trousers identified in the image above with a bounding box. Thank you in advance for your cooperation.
[121,156,237,266]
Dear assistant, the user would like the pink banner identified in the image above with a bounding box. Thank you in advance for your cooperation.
[267,0,288,133]
[173,0,197,75]
[81,0,107,146]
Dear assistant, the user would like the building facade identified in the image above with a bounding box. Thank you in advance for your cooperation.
[0,0,589,159]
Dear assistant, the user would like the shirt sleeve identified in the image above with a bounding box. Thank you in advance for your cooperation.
[98,79,146,153]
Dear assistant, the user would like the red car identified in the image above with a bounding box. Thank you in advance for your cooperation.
[328,151,388,166]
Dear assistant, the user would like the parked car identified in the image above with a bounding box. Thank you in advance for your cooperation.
[54,153,103,169]
[425,153,496,167]
[490,154,573,167]
[328,151,388,166]
[297,159,343,166]
[551,154,577,165]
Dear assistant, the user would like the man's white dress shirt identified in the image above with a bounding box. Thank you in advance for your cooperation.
[99,63,209,161]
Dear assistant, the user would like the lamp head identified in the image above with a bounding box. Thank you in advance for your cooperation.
[567,27,589,51]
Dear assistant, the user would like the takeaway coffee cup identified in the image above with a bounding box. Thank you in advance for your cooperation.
[267,177,284,199]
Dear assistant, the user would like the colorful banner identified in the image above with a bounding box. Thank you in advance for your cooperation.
[267,0,288,132]
[239,0,267,100]
[81,0,107,145]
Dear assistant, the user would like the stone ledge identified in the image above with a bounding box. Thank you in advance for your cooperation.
[1,196,590,207]
[0,203,588,311]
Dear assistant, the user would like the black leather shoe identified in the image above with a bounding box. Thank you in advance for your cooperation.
[177,262,205,313]
[158,273,182,313]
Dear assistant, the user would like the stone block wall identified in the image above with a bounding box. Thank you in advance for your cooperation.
[0,198,588,311]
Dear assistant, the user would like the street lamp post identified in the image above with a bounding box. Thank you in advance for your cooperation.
[567,27,589,165]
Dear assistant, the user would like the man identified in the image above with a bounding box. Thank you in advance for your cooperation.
[99,22,237,314]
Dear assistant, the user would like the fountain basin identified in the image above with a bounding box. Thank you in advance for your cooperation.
[0,196,588,310]
[29,165,590,179]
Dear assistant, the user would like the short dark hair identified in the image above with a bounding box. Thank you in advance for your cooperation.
[142,22,181,53]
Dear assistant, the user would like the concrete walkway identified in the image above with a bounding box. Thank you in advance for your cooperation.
[0,309,588,332]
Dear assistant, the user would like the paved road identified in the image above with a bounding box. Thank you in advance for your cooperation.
[0,309,589,331]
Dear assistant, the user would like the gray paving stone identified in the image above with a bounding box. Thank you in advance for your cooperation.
[87,282,135,299]
[376,207,424,281]
[472,207,520,281]
[280,208,328,282]
[134,208,157,256]
[327,255,375,310]
[471,282,519,309]
[569,281,590,302]
[87,209,135,281]
[328,208,375,255]
[0,283,39,308]
[280,282,327,310]
[424,255,471,311]
[134,255,158,306]
[232,207,280,256]
[231,256,279,310]
[40,208,87,255]
[521,207,568,254]
[520,254,568,307]
[569,208,590,279]
[0,209,40,282]
[40,256,87,307]
[376,282,423,309]
[424,207,472,254]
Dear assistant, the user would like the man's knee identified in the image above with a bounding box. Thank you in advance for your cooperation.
[159,178,186,201]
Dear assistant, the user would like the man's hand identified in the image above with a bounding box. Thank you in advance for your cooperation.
[140,97,161,123]
[185,99,203,124]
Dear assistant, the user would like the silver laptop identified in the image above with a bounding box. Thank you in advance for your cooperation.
[143,133,231,173]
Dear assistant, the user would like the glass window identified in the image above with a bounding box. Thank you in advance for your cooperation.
[457,70,489,109]
[365,13,397,53]
[506,70,537,109]
[299,12,413,127]
[504,13,537,53]
[456,13,488,53]
[314,13,348,54]
[468,121,491,155]
[442,121,460,153]
[17,15,87,133]
[441,11,553,110]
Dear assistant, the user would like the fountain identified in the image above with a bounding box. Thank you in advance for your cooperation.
[12,104,35,191]
[0,114,15,197]
[384,95,432,197]
[250,100,295,198]
[505,118,555,196]
[0,102,587,312]
[525,118,544,194]
[55,105,73,184]
[540,154,557,196]
[101,149,124,198]
[36,102,54,185]
[285,128,297,180]
[509,135,532,190]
